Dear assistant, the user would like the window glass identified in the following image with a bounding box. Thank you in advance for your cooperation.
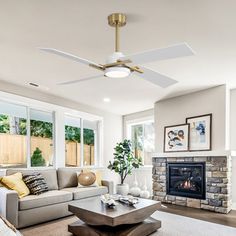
[65,116,81,167]
[83,120,98,166]
[129,120,155,165]
[131,124,144,160]
[143,122,155,165]
[30,109,54,167]
[0,101,27,168]
[0,98,101,169]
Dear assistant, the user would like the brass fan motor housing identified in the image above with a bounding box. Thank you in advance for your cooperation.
[108,13,126,27]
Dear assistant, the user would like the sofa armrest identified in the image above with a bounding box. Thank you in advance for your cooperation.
[0,187,18,227]
[101,180,114,194]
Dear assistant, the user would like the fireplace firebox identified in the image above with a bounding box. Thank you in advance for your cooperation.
[166,162,206,199]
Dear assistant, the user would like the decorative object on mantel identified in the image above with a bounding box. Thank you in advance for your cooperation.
[164,124,190,152]
[108,139,143,195]
[100,194,118,208]
[130,173,141,197]
[140,178,150,199]
[186,113,212,151]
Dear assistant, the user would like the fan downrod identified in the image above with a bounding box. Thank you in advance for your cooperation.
[108,13,126,52]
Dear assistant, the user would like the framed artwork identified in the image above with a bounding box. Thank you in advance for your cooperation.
[164,124,190,152]
[186,114,212,151]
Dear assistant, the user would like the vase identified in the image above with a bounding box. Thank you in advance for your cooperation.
[140,179,150,199]
[130,173,141,197]
[116,183,129,196]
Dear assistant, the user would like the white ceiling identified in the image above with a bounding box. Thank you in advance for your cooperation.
[0,0,236,115]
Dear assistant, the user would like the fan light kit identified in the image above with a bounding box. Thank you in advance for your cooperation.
[105,66,130,78]
[40,13,195,87]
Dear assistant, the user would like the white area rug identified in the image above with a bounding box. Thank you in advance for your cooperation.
[153,211,236,236]
[21,212,236,236]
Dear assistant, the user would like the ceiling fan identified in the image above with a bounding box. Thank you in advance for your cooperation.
[40,13,194,87]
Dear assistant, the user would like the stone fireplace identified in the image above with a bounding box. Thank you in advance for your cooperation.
[153,156,232,213]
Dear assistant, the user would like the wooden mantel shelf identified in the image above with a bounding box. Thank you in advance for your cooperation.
[152,150,236,158]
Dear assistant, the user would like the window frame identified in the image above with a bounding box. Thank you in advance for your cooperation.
[125,116,155,166]
[28,108,56,168]
[64,113,101,168]
[0,92,103,169]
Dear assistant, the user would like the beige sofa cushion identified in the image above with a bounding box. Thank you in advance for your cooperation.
[19,190,72,210]
[6,169,58,191]
[62,186,108,200]
[57,168,79,189]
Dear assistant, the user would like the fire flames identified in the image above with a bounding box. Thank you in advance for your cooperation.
[182,180,192,189]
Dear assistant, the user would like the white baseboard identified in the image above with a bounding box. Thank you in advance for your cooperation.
[232,202,236,210]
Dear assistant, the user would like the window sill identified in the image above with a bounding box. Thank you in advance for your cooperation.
[133,165,152,171]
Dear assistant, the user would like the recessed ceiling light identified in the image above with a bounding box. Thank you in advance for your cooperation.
[103,97,110,102]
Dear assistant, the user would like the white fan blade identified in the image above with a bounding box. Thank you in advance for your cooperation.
[135,66,177,88]
[57,74,103,85]
[40,48,101,68]
[123,43,194,64]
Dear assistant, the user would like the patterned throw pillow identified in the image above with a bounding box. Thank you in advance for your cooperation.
[23,173,48,195]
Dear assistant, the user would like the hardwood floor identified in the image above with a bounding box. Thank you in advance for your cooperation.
[159,203,236,228]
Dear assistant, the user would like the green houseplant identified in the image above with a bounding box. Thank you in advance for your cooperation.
[108,139,143,195]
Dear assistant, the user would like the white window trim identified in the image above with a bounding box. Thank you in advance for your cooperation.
[125,116,154,139]
[64,113,102,168]
[0,91,103,169]
[125,116,154,167]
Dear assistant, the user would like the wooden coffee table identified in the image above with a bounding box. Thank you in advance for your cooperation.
[68,196,161,236]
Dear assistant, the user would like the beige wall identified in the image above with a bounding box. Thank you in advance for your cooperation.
[154,85,228,152]
[154,85,236,209]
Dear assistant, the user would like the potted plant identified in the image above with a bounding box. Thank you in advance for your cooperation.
[108,139,143,195]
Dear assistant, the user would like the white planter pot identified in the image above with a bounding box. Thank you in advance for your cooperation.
[116,183,129,196]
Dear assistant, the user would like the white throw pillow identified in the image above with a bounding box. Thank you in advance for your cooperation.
[0,216,22,236]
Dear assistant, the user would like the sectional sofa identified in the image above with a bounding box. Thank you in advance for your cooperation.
[0,168,113,229]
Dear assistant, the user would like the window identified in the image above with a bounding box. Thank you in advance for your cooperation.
[83,120,98,166]
[0,94,102,169]
[64,115,99,167]
[127,120,155,165]
[65,115,81,167]
[0,101,27,168]
[30,109,54,167]
[0,100,55,168]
